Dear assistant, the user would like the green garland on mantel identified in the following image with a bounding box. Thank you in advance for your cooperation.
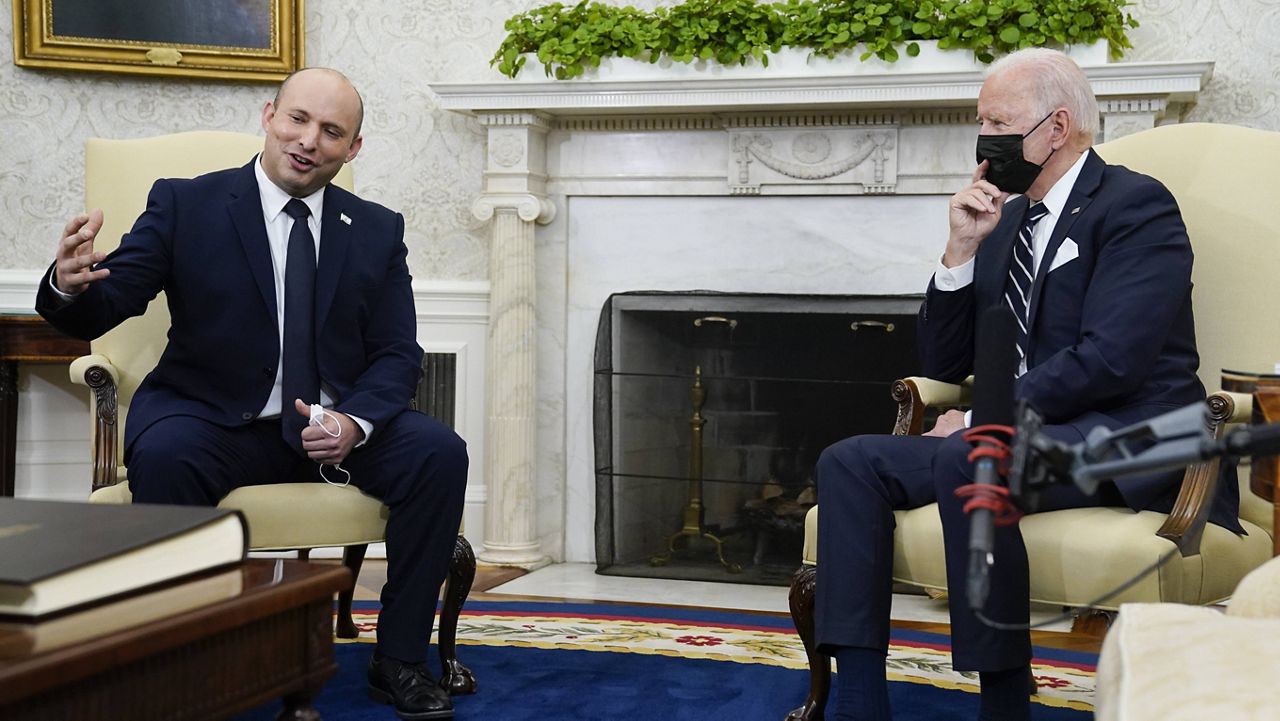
[492,0,1139,79]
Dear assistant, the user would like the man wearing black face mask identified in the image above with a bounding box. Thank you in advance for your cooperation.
[811,48,1243,721]
[974,111,1054,195]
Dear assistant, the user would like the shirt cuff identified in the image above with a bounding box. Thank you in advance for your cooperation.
[963,409,973,427]
[933,256,976,291]
[348,414,372,447]
[47,273,79,306]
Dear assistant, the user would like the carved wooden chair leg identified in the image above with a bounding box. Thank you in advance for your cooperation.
[786,564,829,721]
[438,535,478,695]
[335,543,368,639]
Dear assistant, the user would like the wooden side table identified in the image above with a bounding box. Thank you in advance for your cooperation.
[0,560,352,720]
[1221,370,1280,556]
[0,314,89,496]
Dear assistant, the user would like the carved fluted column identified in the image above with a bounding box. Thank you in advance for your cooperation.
[472,112,554,568]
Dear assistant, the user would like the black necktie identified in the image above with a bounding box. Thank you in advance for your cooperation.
[281,199,319,454]
[1004,202,1050,375]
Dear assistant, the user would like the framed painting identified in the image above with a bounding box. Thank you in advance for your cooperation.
[12,0,303,82]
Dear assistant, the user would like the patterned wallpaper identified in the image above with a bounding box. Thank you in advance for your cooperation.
[1,0,1276,277]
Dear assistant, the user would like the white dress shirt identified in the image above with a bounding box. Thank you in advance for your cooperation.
[253,157,371,443]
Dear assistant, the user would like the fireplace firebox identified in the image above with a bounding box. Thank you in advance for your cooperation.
[594,292,923,585]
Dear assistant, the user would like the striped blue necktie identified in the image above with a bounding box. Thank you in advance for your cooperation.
[1004,203,1050,374]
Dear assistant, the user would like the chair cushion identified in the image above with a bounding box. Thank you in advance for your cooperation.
[802,504,1272,607]
[90,482,388,550]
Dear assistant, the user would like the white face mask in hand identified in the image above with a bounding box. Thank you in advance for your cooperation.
[310,404,352,487]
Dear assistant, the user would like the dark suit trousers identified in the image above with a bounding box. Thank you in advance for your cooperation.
[813,426,1118,672]
[127,410,468,665]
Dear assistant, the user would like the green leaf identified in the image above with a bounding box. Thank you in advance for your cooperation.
[490,0,1137,78]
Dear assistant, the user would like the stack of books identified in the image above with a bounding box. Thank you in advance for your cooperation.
[0,499,247,622]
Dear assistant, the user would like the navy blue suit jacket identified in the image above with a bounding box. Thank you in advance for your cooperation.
[917,150,1241,531]
[37,160,423,460]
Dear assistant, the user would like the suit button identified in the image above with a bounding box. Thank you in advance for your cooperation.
[241,412,254,420]
[263,366,274,376]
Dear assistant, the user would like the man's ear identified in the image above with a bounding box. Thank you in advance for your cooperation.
[344,134,363,163]
[1051,107,1072,148]
[261,101,275,133]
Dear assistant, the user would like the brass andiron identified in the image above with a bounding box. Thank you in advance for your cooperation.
[651,365,742,573]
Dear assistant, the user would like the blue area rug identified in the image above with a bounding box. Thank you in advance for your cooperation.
[236,600,1095,720]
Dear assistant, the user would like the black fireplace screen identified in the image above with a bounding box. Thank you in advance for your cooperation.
[594,291,923,585]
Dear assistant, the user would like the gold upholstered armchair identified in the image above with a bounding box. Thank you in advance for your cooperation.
[73,132,477,695]
[786,123,1280,721]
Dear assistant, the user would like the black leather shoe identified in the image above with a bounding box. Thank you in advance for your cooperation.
[367,653,455,720]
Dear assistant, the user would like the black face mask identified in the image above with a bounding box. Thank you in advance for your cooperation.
[975,113,1055,194]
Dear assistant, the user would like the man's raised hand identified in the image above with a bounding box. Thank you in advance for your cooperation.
[943,161,1008,268]
[55,209,110,295]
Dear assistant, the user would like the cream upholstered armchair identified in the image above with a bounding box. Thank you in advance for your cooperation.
[786,123,1280,721]
[74,132,477,695]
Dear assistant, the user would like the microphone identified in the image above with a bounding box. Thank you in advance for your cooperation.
[1223,422,1280,461]
[965,305,1020,612]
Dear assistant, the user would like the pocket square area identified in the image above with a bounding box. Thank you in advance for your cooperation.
[1049,238,1079,272]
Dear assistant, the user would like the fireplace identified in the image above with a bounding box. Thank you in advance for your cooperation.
[593,291,921,584]
[431,57,1212,567]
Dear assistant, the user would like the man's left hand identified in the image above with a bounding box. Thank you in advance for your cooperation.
[924,409,967,438]
[294,398,364,464]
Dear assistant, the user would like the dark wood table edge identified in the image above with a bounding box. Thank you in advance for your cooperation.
[0,560,353,711]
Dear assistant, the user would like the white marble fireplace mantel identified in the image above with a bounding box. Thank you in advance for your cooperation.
[435,59,1211,122]
[430,57,1213,566]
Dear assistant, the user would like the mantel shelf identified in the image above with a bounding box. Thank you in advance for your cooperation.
[433,60,1213,116]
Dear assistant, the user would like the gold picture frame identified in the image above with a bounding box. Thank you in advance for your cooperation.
[12,0,304,82]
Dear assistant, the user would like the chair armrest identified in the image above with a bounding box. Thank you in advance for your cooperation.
[69,354,117,388]
[1217,390,1253,424]
[890,376,973,436]
[69,354,121,492]
[1156,392,1239,556]
[890,377,1237,556]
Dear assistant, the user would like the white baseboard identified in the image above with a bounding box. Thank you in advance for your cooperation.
[0,269,42,313]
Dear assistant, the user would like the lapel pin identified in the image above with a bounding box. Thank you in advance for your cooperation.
[339,213,352,225]
[1070,207,1081,215]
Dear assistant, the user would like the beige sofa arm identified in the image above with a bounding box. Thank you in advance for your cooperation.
[1098,556,1280,721]
[1226,556,1280,619]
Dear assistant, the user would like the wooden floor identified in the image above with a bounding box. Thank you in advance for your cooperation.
[893,619,1104,655]
[339,559,1105,655]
